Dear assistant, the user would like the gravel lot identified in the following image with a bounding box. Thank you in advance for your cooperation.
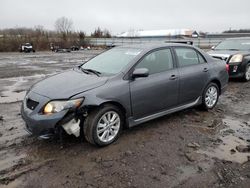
[0,51,250,188]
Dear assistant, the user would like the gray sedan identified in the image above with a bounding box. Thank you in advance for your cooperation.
[21,44,229,146]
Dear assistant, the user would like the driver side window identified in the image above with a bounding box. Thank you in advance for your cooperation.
[135,48,174,75]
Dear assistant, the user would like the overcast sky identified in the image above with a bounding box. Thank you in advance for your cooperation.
[1,0,250,34]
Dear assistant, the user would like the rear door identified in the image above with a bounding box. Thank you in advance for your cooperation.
[129,48,179,119]
[174,47,209,105]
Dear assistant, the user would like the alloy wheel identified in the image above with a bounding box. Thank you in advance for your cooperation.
[205,86,218,108]
[96,111,120,143]
[245,65,250,81]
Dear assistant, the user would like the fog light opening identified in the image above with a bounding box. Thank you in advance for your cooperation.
[62,119,80,137]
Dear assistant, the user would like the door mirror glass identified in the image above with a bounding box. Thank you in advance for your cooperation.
[132,68,149,78]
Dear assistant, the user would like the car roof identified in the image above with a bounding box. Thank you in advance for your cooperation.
[117,43,193,51]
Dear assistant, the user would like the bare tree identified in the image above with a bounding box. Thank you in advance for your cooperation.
[91,27,111,38]
[54,17,73,40]
[34,25,45,35]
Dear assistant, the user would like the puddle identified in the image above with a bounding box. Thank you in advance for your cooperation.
[0,78,27,103]
[0,74,48,103]
[199,116,250,164]
[230,102,250,116]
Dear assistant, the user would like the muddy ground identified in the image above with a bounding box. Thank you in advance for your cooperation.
[0,51,249,188]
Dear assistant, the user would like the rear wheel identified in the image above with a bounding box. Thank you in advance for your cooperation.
[243,64,250,82]
[201,83,219,110]
[84,104,123,146]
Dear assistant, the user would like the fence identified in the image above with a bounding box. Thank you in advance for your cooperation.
[88,37,228,49]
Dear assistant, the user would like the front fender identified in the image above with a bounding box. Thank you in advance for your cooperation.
[73,79,132,118]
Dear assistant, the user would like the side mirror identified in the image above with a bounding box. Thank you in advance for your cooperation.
[211,46,215,50]
[132,68,149,79]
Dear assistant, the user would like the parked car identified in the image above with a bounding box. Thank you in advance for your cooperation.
[71,46,80,51]
[208,37,250,81]
[106,42,116,49]
[21,44,228,146]
[19,43,35,53]
[50,43,71,53]
[54,48,71,53]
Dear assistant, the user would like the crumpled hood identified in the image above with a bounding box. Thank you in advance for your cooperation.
[32,70,108,99]
[207,50,249,61]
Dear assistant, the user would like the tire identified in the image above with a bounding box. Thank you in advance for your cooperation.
[243,63,250,82]
[200,82,219,110]
[84,104,124,146]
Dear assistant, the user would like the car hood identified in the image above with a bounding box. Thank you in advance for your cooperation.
[31,70,108,99]
[207,50,249,61]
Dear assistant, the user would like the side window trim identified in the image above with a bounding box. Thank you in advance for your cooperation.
[132,47,176,76]
[196,51,207,64]
[173,46,206,68]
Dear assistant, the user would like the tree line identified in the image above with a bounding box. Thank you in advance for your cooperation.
[0,17,112,52]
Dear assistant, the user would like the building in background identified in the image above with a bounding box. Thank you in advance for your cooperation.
[116,29,199,38]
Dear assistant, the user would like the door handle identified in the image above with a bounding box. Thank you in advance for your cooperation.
[203,68,208,72]
[169,75,177,80]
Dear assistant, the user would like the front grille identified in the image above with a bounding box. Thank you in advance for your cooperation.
[26,98,39,110]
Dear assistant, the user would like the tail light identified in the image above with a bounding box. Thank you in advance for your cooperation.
[226,64,229,72]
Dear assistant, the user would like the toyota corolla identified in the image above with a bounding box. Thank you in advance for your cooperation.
[21,44,228,146]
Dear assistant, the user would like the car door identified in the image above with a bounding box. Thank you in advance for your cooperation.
[129,48,179,119]
[174,47,209,105]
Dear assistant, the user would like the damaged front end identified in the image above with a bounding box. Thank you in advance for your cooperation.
[21,93,88,140]
[56,110,83,137]
[47,98,89,140]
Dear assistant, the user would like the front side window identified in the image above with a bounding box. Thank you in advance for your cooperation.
[175,48,201,67]
[135,48,174,74]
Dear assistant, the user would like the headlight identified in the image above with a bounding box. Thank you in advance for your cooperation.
[43,98,83,114]
[229,54,243,63]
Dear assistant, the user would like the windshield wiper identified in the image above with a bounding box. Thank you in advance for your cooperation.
[227,49,239,51]
[80,67,101,77]
[215,48,239,51]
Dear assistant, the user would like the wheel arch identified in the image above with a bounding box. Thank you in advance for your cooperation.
[99,101,127,115]
[82,100,128,125]
[209,79,221,94]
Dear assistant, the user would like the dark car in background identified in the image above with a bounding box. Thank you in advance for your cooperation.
[21,44,228,146]
[208,37,250,81]
[71,46,80,51]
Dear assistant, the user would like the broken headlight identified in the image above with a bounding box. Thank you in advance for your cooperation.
[43,98,83,114]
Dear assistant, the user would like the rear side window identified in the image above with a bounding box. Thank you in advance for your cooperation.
[175,48,205,67]
[135,48,173,75]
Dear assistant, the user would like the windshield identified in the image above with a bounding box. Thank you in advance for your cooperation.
[81,48,142,75]
[215,39,250,51]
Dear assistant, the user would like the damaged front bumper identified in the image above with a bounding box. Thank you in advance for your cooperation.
[22,106,82,139]
[21,91,83,139]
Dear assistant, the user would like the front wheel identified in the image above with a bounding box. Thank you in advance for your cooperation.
[201,83,219,110]
[84,105,123,146]
[243,64,250,82]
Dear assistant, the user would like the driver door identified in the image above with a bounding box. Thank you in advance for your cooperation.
[129,48,179,119]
